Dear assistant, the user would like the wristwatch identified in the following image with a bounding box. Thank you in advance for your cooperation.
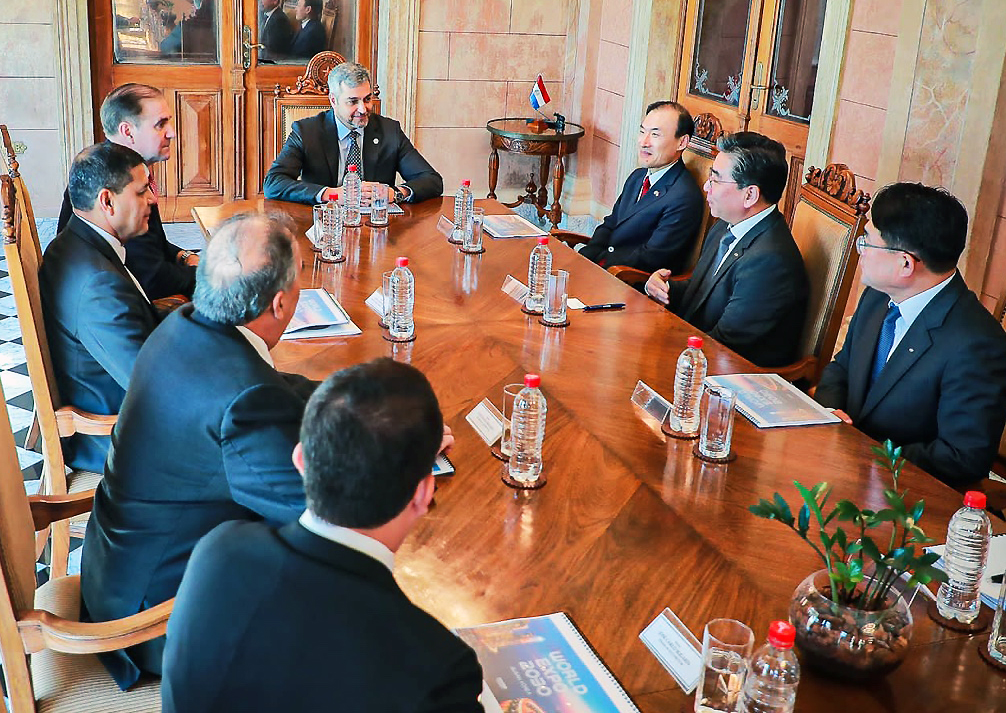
[393,186,408,204]
[178,250,196,264]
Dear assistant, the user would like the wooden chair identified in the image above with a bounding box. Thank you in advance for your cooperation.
[1,176,115,578]
[553,112,724,288]
[0,370,168,712]
[773,164,869,385]
[272,51,348,160]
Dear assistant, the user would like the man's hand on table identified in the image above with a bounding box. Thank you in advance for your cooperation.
[830,409,853,425]
[645,269,672,305]
[361,182,395,206]
[439,424,454,455]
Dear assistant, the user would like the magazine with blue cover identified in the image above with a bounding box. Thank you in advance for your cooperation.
[455,612,640,713]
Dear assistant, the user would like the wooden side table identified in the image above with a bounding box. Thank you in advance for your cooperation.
[486,118,585,227]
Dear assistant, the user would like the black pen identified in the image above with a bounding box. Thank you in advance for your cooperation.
[582,302,625,312]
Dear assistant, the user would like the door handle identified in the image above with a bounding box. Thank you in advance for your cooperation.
[241,25,264,69]
[750,62,769,110]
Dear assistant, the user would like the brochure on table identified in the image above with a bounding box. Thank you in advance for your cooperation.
[455,612,640,713]
[705,373,841,428]
[280,289,362,340]
[483,214,549,238]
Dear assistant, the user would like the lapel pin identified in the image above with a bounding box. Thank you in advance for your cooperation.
[373,137,379,144]
[653,190,660,197]
[909,348,914,353]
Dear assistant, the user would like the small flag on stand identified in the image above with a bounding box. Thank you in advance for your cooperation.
[530,74,551,111]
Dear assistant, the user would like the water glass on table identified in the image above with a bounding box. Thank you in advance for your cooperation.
[317,202,343,263]
[497,383,523,459]
[695,618,753,713]
[542,270,569,325]
[462,208,485,253]
[698,385,737,461]
[370,193,389,227]
[379,270,394,329]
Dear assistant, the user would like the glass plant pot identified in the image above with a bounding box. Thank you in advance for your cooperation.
[789,569,913,680]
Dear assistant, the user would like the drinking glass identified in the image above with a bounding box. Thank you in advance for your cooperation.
[310,204,327,252]
[694,618,753,713]
[380,270,394,329]
[462,207,484,253]
[698,386,737,460]
[370,193,389,227]
[542,270,568,325]
[500,383,523,457]
[318,202,343,263]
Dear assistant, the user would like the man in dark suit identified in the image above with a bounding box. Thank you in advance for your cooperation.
[290,0,326,58]
[644,132,808,367]
[815,183,1006,486]
[41,142,159,474]
[80,211,317,690]
[579,101,703,274]
[264,61,443,205]
[162,358,483,713]
[57,83,198,300]
[259,0,293,61]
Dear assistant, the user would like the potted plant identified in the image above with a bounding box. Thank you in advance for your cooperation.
[749,440,948,680]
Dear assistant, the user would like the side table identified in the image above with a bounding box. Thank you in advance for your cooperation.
[486,118,585,227]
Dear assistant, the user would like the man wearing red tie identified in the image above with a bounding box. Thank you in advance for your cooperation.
[57,84,198,300]
[578,101,704,274]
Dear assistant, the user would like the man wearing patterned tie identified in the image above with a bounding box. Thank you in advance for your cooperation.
[579,101,704,274]
[644,131,808,367]
[815,183,1006,486]
[57,83,198,300]
[264,62,443,206]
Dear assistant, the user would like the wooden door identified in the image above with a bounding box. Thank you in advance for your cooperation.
[677,0,826,219]
[87,0,377,222]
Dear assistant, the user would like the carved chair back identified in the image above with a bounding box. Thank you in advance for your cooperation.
[680,112,722,274]
[0,125,42,262]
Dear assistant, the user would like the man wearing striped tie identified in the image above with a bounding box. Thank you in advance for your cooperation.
[815,183,1006,486]
[265,62,443,206]
[579,101,704,274]
[57,83,198,300]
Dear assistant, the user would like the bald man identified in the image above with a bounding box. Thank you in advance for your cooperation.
[80,211,319,690]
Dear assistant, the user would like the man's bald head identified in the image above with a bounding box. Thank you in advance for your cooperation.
[193,211,298,326]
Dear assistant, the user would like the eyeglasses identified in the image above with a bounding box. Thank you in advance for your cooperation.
[855,235,920,261]
[705,171,738,186]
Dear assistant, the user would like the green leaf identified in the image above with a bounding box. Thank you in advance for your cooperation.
[773,492,794,526]
[749,500,778,519]
[883,489,908,517]
[861,537,882,562]
[834,500,860,521]
[797,503,810,537]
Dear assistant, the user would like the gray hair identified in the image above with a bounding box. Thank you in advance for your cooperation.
[193,211,298,325]
[328,62,371,97]
[100,83,163,138]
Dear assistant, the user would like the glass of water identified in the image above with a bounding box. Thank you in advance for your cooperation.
[380,270,394,329]
[462,207,484,253]
[695,618,753,713]
[318,202,343,263]
[542,270,568,325]
[698,386,737,461]
[500,383,523,457]
[370,192,389,227]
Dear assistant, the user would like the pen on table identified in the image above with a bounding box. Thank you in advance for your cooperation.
[582,302,625,312]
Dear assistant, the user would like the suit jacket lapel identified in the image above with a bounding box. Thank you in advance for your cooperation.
[323,110,341,185]
[858,274,965,419]
[362,117,383,183]
[617,163,684,224]
[681,220,728,309]
[68,216,133,283]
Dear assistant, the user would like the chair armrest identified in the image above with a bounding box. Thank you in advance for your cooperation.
[18,597,173,655]
[28,492,94,531]
[153,294,188,318]
[767,356,817,385]
[55,406,116,437]
[549,228,590,247]
[606,265,650,287]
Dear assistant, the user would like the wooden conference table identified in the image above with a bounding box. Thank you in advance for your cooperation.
[192,198,1005,712]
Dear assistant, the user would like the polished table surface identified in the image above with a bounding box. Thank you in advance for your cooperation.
[192,198,1006,712]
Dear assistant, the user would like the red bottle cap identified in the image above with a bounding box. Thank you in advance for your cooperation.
[537,236,550,245]
[687,336,704,349]
[524,373,541,388]
[964,491,987,509]
[396,257,409,267]
[767,620,795,649]
[462,180,471,187]
[347,164,358,172]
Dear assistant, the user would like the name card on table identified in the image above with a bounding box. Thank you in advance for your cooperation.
[631,380,671,425]
[501,275,530,304]
[466,398,505,446]
[639,607,703,694]
[365,288,384,316]
[437,215,455,238]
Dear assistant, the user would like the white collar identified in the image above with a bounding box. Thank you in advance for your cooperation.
[301,18,310,28]
[728,204,776,240]
[299,510,395,572]
[236,325,274,366]
[77,215,127,264]
[645,160,677,187]
[892,272,956,328]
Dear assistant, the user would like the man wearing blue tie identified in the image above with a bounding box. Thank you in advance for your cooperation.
[815,183,1006,486]
[579,101,703,274]
[644,131,808,367]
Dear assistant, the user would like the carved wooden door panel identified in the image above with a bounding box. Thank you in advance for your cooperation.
[88,0,377,221]
[677,0,826,219]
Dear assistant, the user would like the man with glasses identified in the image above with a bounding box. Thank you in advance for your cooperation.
[644,131,808,367]
[815,182,1006,486]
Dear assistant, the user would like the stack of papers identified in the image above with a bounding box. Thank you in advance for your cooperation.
[482,214,549,238]
[705,373,841,428]
[281,289,362,340]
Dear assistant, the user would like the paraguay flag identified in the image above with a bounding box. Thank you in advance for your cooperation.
[529,74,551,111]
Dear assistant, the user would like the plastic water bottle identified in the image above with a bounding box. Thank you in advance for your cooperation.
[668,336,707,436]
[508,374,547,484]
[525,236,552,313]
[452,180,473,243]
[739,621,800,713]
[343,164,362,227]
[389,256,414,340]
[937,490,992,623]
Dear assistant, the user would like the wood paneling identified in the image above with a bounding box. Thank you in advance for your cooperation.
[176,91,221,194]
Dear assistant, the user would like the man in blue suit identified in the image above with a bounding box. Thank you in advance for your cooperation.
[815,183,1006,486]
[290,0,327,58]
[579,101,703,274]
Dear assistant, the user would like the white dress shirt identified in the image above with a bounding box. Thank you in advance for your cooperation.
[714,204,776,275]
[639,160,677,199]
[299,509,395,572]
[236,326,274,367]
[77,216,150,303]
[880,272,955,365]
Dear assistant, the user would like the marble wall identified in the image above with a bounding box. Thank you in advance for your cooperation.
[0,0,66,216]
